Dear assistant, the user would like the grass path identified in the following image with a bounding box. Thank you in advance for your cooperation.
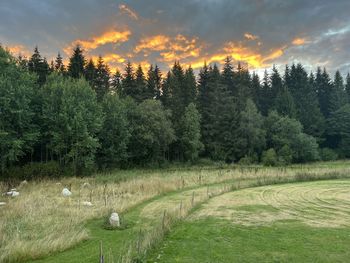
[29,182,230,263]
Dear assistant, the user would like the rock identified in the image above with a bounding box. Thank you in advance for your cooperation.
[0,202,6,206]
[6,191,19,197]
[19,180,28,188]
[11,191,19,197]
[81,182,91,188]
[82,201,93,206]
[62,188,72,197]
[109,212,120,227]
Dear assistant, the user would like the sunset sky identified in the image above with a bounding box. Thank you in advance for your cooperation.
[1,0,350,75]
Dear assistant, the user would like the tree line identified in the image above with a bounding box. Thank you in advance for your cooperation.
[1,45,350,177]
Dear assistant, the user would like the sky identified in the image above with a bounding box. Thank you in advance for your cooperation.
[1,0,350,76]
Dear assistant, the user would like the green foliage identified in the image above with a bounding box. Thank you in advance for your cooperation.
[261,148,278,166]
[327,104,350,157]
[265,111,319,163]
[128,99,175,165]
[0,47,39,173]
[4,161,64,180]
[277,145,293,165]
[179,103,203,162]
[236,99,265,159]
[97,94,131,168]
[320,148,338,161]
[68,45,86,79]
[42,74,103,174]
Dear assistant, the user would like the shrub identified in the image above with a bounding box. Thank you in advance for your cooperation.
[4,161,68,180]
[261,148,278,166]
[320,148,338,161]
[278,145,293,165]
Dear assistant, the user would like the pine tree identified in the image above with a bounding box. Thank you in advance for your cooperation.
[54,52,65,74]
[250,73,261,112]
[121,61,136,99]
[68,45,86,79]
[134,64,147,103]
[111,70,122,95]
[94,56,110,101]
[84,59,96,85]
[183,66,197,105]
[316,67,333,118]
[28,46,50,86]
[346,73,350,103]
[288,64,324,141]
[329,70,346,113]
[221,56,235,96]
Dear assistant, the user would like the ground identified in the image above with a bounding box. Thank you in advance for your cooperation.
[1,162,350,262]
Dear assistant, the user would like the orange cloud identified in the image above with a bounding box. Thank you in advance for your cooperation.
[119,4,138,20]
[244,33,259,40]
[6,44,31,57]
[134,34,202,63]
[181,42,285,70]
[292,37,306,45]
[134,35,170,52]
[64,29,131,54]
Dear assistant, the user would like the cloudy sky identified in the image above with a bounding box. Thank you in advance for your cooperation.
[1,0,350,76]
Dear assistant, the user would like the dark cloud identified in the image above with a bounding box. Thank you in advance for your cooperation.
[1,0,349,75]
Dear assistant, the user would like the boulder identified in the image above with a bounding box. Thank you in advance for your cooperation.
[62,188,72,197]
[6,190,19,197]
[82,182,91,188]
[82,201,93,207]
[109,212,120,227]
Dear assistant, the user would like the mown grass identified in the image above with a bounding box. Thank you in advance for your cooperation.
[147,218,350,263]
[146,179,350,262]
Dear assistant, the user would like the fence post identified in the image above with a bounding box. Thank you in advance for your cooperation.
[179,200,183,217]
[99,240,104,263]
[162,210,166,231]
[191,191,195,207]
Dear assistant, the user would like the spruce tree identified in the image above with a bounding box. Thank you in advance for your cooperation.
[330,70,346,113]
[84,59,96,85]
[346,73,350,103]
[111,70,122,95]
[54,52,65,74]
[134,64,147,103]
[28,47,50,86]
[68,45,86,79]
[121,61,136,99]
[94,56,111,101]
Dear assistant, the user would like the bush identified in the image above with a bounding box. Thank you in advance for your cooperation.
[261,148,279,166]
[4,161,67,180]
[320,148,338,161]
[278,145,293,165]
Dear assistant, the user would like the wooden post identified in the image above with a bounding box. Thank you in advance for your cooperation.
[191,191,195,207]
[179,200,183,217]
[162,210,166,230]
[137,228,142,255]
[99,240,104,263]
[207,185,209,198]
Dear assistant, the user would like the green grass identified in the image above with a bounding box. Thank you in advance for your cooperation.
[146,218,350,263]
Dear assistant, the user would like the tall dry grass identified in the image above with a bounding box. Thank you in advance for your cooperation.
[1,164,350,262]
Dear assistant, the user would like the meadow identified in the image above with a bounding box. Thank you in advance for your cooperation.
[1,161,350,262]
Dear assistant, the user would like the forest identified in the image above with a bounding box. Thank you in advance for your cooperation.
[1,44,350,178]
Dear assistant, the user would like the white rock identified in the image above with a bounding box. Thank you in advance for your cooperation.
[82,201,93,206]
[109,212,120,227]
[62,188,72,197]
[6,191,19,197]
[11,191,19,197]
[0,202,6,206]
[81,182,91,188]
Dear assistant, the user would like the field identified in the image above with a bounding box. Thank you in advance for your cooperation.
[1,162,350,262]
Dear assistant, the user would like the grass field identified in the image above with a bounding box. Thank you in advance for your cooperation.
[147,180,350,262]
[1,161,350,262]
